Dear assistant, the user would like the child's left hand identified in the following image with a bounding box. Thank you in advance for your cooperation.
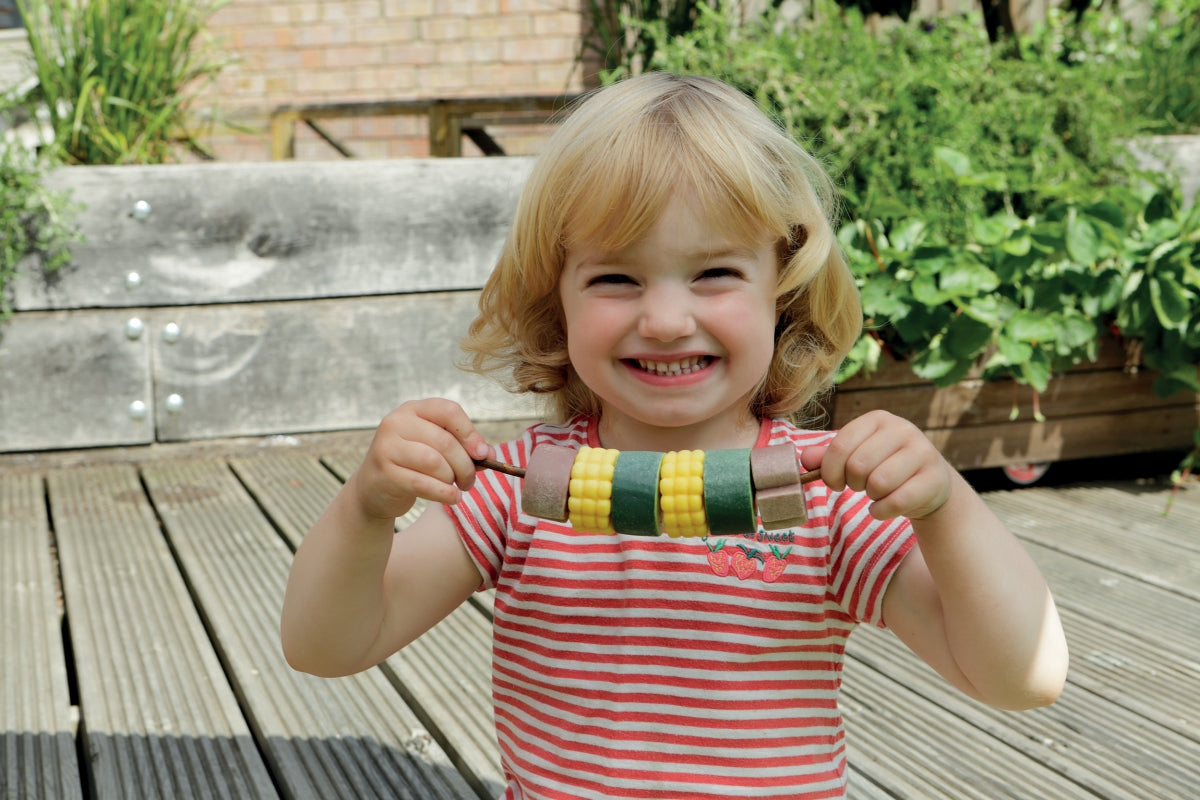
[801,409,954,520]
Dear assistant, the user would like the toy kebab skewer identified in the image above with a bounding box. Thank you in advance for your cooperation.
[473,444,821,537]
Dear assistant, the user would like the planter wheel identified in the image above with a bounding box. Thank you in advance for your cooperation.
[1002,462,1052,486]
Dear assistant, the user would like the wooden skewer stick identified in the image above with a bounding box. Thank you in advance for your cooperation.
[474,456,822,484]
[474,456,527,478]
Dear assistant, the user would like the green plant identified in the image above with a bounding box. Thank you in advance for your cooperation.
[839,150,1199,394]
[640,2,1142,239]
[16,0,231,165]
[579,0,706,81]
[0,143,79,318]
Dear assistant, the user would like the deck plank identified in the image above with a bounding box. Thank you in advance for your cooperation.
[223,452,504,797]
[45,465,278,800]
[848,620,1200,799]
[10,435,1198,800]
[987,483,1200,600]
[1018,540,1200,662]
[1,472,82,799]
[141,458,477,800]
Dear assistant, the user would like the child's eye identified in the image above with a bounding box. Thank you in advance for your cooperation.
[587,273,636,286]
[698,266,743,280]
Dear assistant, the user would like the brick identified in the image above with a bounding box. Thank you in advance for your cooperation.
[502,35,575,63]
[384,40,437,66]
[320,1,383,22]
[418,63,472,92]
[323,45,384,68]
[384,0,434,16]
[421,16,467,41]
[434,0,501,13]
[437,40,501,64]
[354,20,417,44]
[294,24,354,47]
[534,12,581,36]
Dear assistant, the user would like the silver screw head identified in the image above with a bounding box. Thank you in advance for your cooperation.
[125,271,142,290]
[165,393,184,414]
[124,317,145,340]
[128,400,148,420]
[131,199,152,220]
[161,322,181,343]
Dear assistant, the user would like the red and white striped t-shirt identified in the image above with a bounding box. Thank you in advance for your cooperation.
[447,416,914,800]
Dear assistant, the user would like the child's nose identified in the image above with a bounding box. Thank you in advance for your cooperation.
[637,288,697,341]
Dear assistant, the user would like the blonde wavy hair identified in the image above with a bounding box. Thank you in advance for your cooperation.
[461,72,862,424]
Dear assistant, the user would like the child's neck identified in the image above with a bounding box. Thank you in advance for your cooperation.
[595,412,763,453]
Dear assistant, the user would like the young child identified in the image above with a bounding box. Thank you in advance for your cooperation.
[281,72,1068,799]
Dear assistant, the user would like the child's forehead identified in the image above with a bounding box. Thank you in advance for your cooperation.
[562,186,775,255]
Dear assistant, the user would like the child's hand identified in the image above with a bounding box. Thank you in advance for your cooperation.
[801,409,954,520]
[351,398,492,521]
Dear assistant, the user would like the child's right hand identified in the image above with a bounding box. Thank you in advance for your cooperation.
[350,398,493,521]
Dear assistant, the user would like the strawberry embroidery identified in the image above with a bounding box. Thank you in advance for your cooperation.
[762,545,793,583]
[704,538,731,577]
[730,545,763,580]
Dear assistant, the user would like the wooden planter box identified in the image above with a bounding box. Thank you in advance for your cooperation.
[2,151,1198,459]
[828,339,1200,471]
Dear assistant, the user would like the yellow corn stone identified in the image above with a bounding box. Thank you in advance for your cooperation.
[660,450,707,537]
[567,446,618,534]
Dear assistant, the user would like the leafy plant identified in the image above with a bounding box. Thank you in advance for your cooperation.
[0,143,79,319]
[15,0,231,164]
[839,149,1199,393]
[640,1,1143,239]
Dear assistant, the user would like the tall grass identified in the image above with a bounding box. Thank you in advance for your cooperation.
[16,0,230,164]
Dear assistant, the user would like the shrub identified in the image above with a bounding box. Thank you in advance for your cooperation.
[15,0,231,164]
[0,143,78,318]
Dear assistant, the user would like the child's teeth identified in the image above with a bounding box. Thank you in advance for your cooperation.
[636,357,707,375]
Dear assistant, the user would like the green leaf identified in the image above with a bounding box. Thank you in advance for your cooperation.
[961,294,1017,327]
[1001,233,1032,256]
[972,215,1013,246]
[939,260,1000,297]
[889,218,927,251]
[860,277,910,320]
[943,314,994,359]
[1065,213,1100,264]
[934,146,971,178]
[912,345,973,387]
[1083,200,1126,233]
[996,334,1034,364]
[1019,349,1052,393]
[1006,311,1060,343]
[911,245,953,275]
[1149,274,1192,329]
[1058,312,1099,351]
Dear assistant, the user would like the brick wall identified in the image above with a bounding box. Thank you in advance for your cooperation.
[196,0,589,161]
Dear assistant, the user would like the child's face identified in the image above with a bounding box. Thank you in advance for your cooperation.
[558,194,779,450]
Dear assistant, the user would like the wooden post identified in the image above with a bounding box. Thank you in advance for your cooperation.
[427,103,462,157]
[270,110,298,160]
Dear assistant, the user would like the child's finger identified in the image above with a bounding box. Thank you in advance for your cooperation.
[800,444,828,472]
[408,398,491,491]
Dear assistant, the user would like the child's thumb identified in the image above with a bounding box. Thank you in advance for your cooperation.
[800,445,828,472]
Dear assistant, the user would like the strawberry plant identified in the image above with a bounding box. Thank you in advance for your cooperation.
[839,149,1199,394]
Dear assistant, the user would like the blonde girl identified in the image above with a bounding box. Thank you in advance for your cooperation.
[282,73,1068,800]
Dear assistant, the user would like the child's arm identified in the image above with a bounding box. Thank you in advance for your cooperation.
[280,398,491,678]
[804,410,1070,710]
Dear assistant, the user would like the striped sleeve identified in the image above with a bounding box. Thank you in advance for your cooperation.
[782,422,915,629]
[827,490,913,627]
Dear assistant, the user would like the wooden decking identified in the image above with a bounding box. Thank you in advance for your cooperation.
[3,428,1198,800]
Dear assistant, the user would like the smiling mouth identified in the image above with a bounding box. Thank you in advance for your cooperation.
[630,356,713,377]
